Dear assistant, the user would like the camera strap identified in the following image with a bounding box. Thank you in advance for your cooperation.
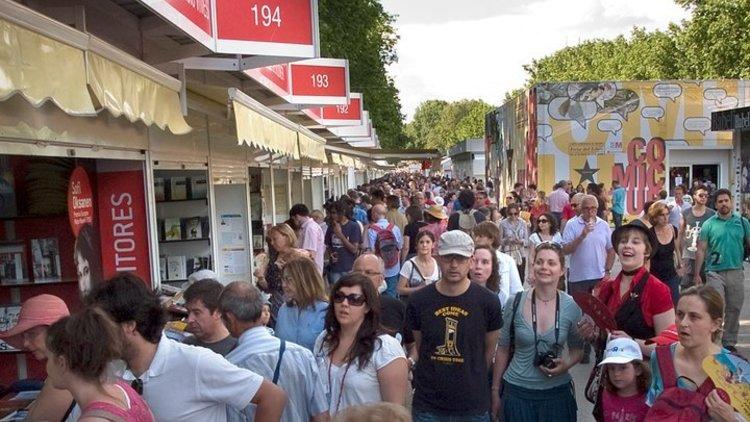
[531,288,560,356]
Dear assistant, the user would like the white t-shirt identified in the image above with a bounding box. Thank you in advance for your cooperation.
[314,333,405,415]
[495,250,524,307]
[399,257,440,287]
[120,334,264,422]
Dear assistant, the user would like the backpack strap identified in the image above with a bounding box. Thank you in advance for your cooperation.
[272,340,286,384]
[655,345,677,389]
[386,222,395,232]
[509,291,523,346]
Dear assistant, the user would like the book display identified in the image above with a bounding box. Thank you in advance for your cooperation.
[154,170,212,284]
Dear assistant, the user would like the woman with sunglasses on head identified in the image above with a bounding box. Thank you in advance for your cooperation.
[526,212,562,285]
[491,243,585,421]
[314,273,409,416]
[647,202,682,305]
[579,224,675,357]
[45,307,154,421]
[646,286,739,421]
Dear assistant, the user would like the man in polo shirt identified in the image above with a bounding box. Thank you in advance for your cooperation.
[693,189,750,352]
[221,282,328,422]
[183,278,237,356]
[548,180,571,223]
[87,273,286,422]
[562,194,614,363]
[290,203,325,274]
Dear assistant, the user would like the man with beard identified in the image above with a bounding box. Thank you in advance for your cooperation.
[693,188,750,352]
[87,273,286,421]
[680,185,715,289]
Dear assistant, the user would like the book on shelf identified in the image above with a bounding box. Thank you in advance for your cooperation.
[0,305,21,351]
[189,176,208,199]
[154,177,165,201]
[186,256,211,275]
[169,177,187,201]
[184,217,202,239]
[159,256,167,280]
[167,255,187,280]
[0,242,26,285]
[30,238,61,283]
[164,218,183,241]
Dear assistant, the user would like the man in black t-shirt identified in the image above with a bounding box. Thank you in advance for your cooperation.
[352,253,415,356]
[407,231,502,420]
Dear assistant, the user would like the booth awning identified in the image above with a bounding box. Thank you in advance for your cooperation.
[0,2,191,134]
[298,127,328,164]
[230,88,300,159]
[86,49,191,135]
[0,17,94,115]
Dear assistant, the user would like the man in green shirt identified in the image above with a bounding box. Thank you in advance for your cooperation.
[694,188,750,352]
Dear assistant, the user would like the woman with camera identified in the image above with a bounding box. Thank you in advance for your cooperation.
[491,243,585,421]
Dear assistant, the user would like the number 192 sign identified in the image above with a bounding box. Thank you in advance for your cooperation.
[215,0,318,57]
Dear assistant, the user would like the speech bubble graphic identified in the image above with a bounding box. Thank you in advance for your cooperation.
[597,119,622,136]
[653,83,683,102]
[716,96,739,109]
[548,97,598,129]
[537,124,553,142]
[684,117,712,135]
[704,88,728,102]
[641,106,665,121]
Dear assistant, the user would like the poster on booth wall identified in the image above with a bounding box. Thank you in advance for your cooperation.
[97,169,151,286]
[535,80,750,217]
[67,166,103,294]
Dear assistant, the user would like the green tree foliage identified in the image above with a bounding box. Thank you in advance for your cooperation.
[405,99,494,150]
[318,0,404,148]
[518,0,750,88]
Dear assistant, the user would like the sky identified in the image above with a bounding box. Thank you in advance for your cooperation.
[380,0,691,121]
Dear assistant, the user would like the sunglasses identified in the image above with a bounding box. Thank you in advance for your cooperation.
[538,219,549,223]
[508,212,518,216]
[535,241,562,251]
[333,292,367,306]
[571,203,579,207]
[131,378,143,395]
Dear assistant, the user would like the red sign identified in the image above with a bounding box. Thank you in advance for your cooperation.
[97,171,151,285]
[138,0,213,48]
[68,167,94,237]
[216,0,316,56]
[290,64,347,97]
[259,64,290,96]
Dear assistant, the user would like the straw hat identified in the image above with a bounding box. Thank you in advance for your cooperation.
[424,204,447,220]
[0,294,69,349]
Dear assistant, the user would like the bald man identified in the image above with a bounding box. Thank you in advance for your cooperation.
[367,204,403,297]
[353,254,415,361]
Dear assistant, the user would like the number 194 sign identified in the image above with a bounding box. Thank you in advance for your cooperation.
[215,0,318,57]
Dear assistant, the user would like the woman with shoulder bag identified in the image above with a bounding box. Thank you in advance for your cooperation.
[491,243,585,421]
[397,231,440,298]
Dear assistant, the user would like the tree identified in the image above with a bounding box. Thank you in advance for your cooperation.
[405,99,494,150]
[318,0,404,148]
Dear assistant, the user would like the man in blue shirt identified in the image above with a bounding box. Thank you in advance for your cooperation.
[221,282,328,422]
[610,180,626,228]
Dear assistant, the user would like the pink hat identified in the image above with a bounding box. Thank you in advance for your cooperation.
[0,294,69,349]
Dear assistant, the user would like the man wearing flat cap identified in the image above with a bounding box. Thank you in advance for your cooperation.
[406,230,502,421]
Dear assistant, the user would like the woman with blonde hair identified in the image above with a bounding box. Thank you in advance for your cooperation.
[275,256,329,350]
[256,223,309,327]
[648,201,682,305]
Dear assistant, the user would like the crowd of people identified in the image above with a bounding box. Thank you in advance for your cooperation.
[0,171,747,422]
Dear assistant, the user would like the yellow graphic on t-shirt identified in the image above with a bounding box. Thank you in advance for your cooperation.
[435,317,460,357]
[431,306,469,364]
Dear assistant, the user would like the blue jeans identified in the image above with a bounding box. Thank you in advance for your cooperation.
[383,274,399,298]
[612,211,623,228]
[412,409,490,422]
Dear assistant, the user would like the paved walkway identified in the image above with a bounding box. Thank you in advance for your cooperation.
[570,262,750,420]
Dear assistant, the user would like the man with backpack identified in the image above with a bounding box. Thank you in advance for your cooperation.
[693,188,750,352]
[367,204,403,298]
[447,189,486,232]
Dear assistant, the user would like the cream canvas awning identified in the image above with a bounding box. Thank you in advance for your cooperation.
[230,88,300,159]
[0,1,190,135]
[298,127,328,164]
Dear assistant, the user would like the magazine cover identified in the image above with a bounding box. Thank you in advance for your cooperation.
[0,242,26,284]
[154,177,166,202]
[30,238,61,283]
[167,255,186,280]
[185,217,202,239]
[169,177,187,200]
[0,305,21,351]
[189,176,208,199]
[164,218,183,241]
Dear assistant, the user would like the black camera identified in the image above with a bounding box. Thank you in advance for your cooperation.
[535,344,561,369]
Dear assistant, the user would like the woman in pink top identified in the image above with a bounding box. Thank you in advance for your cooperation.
[45,307,155,422]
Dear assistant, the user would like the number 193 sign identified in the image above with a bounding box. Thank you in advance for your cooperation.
[215,0,318,57]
